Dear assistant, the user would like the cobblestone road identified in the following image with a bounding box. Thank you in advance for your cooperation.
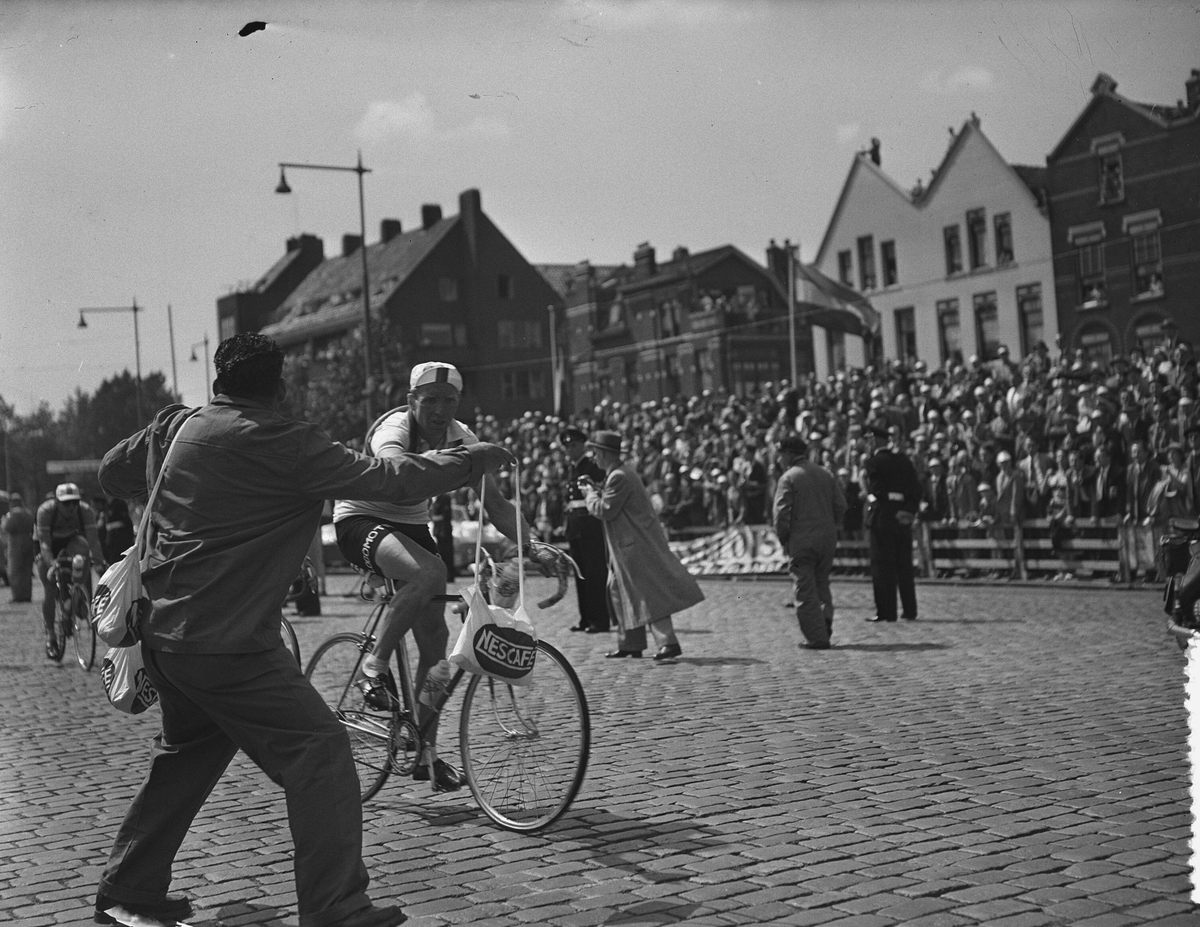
[0,574,1194,926]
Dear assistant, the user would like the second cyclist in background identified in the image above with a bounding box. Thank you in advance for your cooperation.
[333,362,558,791]
[36,482,106,659]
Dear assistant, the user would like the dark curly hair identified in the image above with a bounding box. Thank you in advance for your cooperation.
[213,333,284,399]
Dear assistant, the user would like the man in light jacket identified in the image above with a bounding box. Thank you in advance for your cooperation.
[773,434,847,649]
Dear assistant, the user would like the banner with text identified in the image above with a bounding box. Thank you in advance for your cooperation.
[669,526,788,576]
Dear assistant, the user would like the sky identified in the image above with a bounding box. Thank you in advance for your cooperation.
[1,0,1197,416]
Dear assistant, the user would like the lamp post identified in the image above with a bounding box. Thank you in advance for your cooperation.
[275,152,375,423]
[167,303,179,397]
[78,299,143,425]
[785,239,799,389]
[190,335,212,400]
[547,304,560,417]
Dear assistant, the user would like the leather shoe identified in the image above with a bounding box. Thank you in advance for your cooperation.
[95,893,194,925]
[413,757,463,792]
[569,624,588,632]
[585,626,609,633]
[800,641,831,650]
[652,642,682,661]
[902,614,917,621]
[337,904,408,927]
[865,615,896,622]
[605,649,642,658]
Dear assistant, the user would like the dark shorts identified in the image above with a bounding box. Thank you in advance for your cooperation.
[335,516,438,574]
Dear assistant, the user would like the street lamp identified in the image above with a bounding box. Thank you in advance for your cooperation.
[78,299,143,425]
[190,334,212,400]
[547,304,560,417]
[274,152,375,423]
[785,239,799,389]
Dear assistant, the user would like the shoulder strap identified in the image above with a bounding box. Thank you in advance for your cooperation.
[135,411,199,564]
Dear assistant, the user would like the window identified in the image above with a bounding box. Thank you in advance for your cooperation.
[837,251,853,286]
[894,306,916,362]
[497,274,513,299]
[973,292,999,360]
[1130,227,1164,299]
[500,369,548,401]
[936,298,961,365]
[496,319,543,349]
[1016,284,1043,355]
[1134,319,1167,356]
[694,347,713,391]
[827,329,846,373]
[967,208,987,270]
[418,322,454,347]
[856,236,876,290]
[1078,243,1107,308]
[943,225,963,275]
[1079,324,1114,365]
[438,277,458,301]
[994,213,1013,265]
[1099,153,1124,204]
[881,240,897,287]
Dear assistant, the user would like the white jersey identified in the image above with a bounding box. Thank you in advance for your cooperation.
[332,406,478,526]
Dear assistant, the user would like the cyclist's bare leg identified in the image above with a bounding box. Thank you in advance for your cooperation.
[366,532,447,678]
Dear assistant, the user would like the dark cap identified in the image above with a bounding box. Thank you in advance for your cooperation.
[866,423,890,438]
[586,430,623,455]
[778,434,808,456]
[560,426,587,444]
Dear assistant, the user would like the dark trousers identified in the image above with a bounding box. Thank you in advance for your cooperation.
[869,520,917,621]
[99,645,372,927]
[569,526,610,631]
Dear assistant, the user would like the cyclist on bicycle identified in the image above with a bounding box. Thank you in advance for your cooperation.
[36,482,106,659]
[334,361,558,791]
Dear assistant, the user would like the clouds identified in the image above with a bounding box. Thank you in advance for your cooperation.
[354,92,510,144]
[920,65,997,95]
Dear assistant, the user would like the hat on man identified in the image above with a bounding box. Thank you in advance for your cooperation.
[409,361,463,392]
[586,430,623,455]
[560,426,587,445]
[55,482,82,502]
[866,423,890,439]
[779,434,808,456]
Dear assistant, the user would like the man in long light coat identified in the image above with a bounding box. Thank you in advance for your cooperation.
[582,430,704,661]
[772,435,846,649]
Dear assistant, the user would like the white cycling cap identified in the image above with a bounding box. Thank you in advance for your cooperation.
[410,362,463,392]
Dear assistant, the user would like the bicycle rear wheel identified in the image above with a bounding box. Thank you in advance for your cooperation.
[459,640,590,832]
[71,585,96,670]
[305,633,395,802]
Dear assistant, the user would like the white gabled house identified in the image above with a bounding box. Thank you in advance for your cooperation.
[811,119,1058,375]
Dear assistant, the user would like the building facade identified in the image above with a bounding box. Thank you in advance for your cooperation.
[549,241,860,412]
[223,188,563,420]
[1045,70,1200,362]
[814,123,1058,373]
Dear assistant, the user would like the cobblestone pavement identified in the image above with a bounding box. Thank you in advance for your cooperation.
[1,573,1195,926]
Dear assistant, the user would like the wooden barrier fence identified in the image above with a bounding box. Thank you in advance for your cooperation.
[670,520,1130,580]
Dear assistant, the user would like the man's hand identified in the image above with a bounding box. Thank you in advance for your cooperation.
[470,442,517,474]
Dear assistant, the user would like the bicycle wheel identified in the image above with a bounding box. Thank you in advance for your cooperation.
[71,584,96,671]
[280,616,301,667]
[459,639,590,832]
[305,633,395,802]
[50,593,69,663]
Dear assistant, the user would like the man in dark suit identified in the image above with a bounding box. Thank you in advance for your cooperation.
[560,427,611,633]
[863,424,923,622]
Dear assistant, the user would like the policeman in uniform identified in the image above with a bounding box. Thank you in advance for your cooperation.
[561,426,611,633]
[863,423,923,622]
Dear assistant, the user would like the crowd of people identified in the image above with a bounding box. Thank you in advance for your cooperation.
[457,338,1200,585]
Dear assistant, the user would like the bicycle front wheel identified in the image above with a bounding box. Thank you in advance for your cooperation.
[50,594,69,663]
[280,616,301,667]
[460,640,590,832]
[305,633,394,802]
[71,585,96,670]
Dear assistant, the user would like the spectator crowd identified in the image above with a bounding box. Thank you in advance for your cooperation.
[457,337,1200,585]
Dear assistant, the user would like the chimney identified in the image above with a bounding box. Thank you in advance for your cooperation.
[286,233,325,261]
[1187,69,1200,111]
[1091,72,1118,96]
[672,245,690,264]
[380,218,402,242]
[342,234,362,257]
[459,189,482,263]
[869,137,881,166]
[421,204,443,230]
[765,239,795,288]
[633,241,656,278]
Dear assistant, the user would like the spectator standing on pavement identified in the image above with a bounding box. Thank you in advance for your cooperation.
[772,434,846,649]
[863,423,922,622]
[92,333,514,927]
[1122,440,1159,583]
[1,493,35,602]
[582,430,704,660]
[560,426,611,634]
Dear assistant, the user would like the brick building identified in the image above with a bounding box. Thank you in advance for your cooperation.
[1045,70,1200,361]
